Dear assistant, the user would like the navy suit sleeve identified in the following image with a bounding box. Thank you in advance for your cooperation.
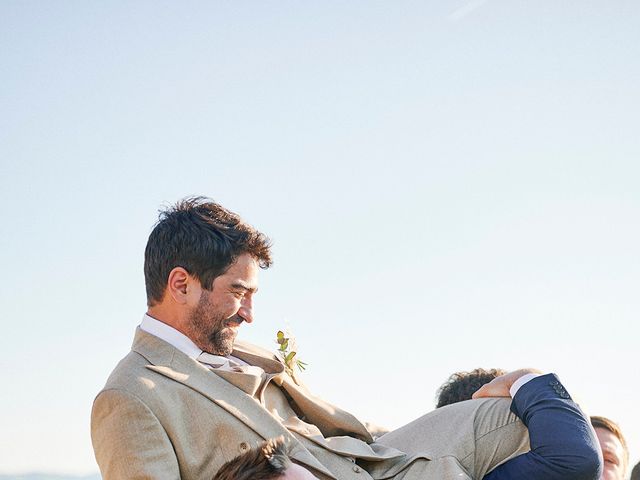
[483,374,602,480]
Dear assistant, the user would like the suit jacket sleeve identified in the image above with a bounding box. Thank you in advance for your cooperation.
[91,388,180,480]
[483,373,602,480]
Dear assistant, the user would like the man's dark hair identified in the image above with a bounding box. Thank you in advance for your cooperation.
[590,415,629,472]
[435,368,506,408]
[144,196,272,306]
[630,461,640,480]
[213,437,291,480]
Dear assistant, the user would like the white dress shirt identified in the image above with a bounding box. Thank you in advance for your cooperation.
[140,314,248,367]
[510,373,541,397]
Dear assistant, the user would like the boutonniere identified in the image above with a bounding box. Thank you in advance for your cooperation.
[276,329,308,376]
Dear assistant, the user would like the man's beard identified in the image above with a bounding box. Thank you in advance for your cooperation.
[187,291,239,356]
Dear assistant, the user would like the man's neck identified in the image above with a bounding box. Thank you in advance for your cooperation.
[140,313,202,359]
[146,306,188,336]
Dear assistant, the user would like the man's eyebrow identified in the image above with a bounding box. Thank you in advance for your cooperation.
[231,281,258,293]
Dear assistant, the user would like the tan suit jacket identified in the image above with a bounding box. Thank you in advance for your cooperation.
[91,329,528,480]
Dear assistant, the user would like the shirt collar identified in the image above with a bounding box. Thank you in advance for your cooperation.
[140,313,202,360]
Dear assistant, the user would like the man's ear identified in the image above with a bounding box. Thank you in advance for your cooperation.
[166,267,192,304]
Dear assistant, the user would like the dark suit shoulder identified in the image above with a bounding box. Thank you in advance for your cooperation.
[485,373,602,480]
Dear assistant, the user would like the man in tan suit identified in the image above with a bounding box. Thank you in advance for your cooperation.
[91,197,601,480]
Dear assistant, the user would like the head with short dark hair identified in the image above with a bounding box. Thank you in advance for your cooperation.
[213,437,291,480]
[630,461,640,480]
[144,196,272,306]
[435,368,506,408]
[591,416,629,479]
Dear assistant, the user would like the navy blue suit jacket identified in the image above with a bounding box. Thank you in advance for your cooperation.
[484,374,602,480]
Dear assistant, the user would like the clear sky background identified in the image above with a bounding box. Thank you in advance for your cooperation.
[1,1,639,475]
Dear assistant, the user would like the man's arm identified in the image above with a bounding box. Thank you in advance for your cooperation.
[91,389,180,479]
[479,374,602,480]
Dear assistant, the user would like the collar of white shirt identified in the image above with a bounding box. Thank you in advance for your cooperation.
[139,313,247,366]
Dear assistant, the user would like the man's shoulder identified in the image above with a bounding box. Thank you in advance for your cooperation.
[96,329,179,397]
[98,349,155,396]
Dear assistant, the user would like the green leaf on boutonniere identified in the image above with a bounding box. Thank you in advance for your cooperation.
[275,329,307,375]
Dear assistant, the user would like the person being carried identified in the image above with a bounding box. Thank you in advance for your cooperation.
[91,196,602,480]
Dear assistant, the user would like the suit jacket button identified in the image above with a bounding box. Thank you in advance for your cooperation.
[239,442,249,452]
[353,466,361,473]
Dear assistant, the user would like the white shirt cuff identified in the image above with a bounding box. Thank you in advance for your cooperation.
[510,373,543,398]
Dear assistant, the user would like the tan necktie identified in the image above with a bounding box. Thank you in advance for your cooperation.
[196,352,243,371]
[197,351,264,377]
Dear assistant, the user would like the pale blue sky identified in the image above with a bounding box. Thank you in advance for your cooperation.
[1,1,639,475]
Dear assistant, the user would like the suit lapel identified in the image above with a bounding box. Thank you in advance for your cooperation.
[232,339,374,443]
[133,329,335,479]
[280,374,374,442]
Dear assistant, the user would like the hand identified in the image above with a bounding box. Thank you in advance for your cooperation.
[472,368,543,399]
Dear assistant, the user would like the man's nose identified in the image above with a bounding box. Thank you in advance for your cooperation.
[238,296,253,323]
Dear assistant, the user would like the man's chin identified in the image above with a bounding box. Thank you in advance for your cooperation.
[220,341,235,356]
[209,331,236,356]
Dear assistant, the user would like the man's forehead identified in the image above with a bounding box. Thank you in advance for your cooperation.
[215,254,260,288]
[230,253,260,272]
[596,428,625,453]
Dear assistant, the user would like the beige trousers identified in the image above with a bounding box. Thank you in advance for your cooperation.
[375,397,530,479]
